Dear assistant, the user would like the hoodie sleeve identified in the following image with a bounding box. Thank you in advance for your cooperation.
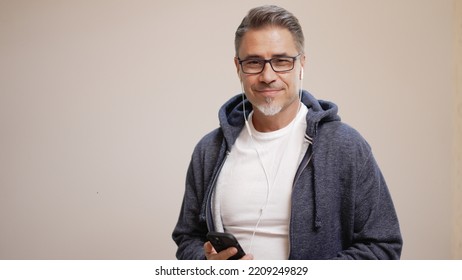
[333,146,403,259]
[171,159,208,260]
[171,136,214,260]
[172,128,226,260]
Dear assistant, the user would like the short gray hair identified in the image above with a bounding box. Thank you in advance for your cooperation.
[234,5,305,56]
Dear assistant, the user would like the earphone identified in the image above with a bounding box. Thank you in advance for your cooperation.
[240,72,253,137]
[299,67,304,102]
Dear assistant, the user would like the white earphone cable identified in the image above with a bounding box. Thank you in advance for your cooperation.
[240,67,304,254]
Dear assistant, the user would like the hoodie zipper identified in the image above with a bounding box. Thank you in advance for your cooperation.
[204,151,230,232]
[288,142,313,259]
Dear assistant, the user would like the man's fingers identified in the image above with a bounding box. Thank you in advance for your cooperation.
[204,243,239,260]
[220,247,238,259]
[204,241,216,255]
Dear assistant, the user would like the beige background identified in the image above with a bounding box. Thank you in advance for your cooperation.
[0,0,460,259]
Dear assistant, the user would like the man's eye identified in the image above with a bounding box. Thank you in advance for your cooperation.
[245,60,262,66]
[272,58,291,65]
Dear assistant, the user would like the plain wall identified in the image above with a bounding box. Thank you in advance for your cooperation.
[0,0,458,259]
[454,0,462,259]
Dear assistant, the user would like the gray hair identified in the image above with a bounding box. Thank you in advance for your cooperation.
[234,5,305,56]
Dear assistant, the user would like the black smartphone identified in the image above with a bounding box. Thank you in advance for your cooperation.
[206,231,246,260]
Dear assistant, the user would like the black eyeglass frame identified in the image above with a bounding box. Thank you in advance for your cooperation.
[237,53,302,74]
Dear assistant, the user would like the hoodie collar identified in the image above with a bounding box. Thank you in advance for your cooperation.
[218,90,340,148]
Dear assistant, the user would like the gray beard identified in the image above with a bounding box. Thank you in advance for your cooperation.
[255,97,283,116]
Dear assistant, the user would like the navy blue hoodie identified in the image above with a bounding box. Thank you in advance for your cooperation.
[172,90,403,259]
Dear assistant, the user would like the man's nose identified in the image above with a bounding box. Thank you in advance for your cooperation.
[259,61,277,83]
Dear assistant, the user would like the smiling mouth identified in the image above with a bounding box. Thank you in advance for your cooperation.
[255,88,282,98]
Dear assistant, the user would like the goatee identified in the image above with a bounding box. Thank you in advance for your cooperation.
[256,97,283,116]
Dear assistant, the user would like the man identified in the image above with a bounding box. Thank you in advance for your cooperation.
[172,5,402,260]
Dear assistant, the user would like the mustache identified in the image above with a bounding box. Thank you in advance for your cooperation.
[252,84,283,91]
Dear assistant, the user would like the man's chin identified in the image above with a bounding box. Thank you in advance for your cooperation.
[256,104,283,116]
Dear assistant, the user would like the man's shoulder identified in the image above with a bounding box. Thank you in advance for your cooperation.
[318,120,361,138]
[198,127,223,146]
[192,127,224,155]
[316,120,371,154]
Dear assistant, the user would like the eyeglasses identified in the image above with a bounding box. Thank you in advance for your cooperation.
[237,53,302,74]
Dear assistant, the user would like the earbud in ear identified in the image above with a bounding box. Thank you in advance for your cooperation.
[300,68,304,80]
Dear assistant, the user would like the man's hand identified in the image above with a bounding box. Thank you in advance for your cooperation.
[204,241,253,260]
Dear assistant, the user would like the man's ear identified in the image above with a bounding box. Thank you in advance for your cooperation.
[234,57,242,80]
[299,54,306,80]
[300,53,306,67]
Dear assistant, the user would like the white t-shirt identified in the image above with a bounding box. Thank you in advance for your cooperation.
[213,105,309,259]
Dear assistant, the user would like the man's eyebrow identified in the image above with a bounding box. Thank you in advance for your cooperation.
[272,53,291,57]
[239,54,263,60]
[240,53,291,60]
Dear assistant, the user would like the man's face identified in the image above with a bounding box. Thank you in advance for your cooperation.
[235,26,305,117]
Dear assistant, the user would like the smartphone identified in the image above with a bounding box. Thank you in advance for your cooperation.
[206,231,246,260]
